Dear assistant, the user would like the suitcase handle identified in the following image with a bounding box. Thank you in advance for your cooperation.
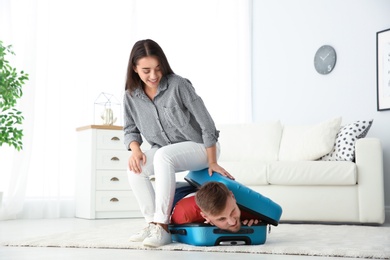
[170,229,187,235]
[216,236,251,246]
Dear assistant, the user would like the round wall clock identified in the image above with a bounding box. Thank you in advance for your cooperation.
[314,45,337,75]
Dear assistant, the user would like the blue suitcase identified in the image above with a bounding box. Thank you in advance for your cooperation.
[169,168,283,246]
[170,223,268,246]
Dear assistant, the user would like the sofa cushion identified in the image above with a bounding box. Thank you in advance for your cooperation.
[278,117,342,161]
[320,119,373,162]
[217,121,283,162]
[219,161,268,185]
[267,161,357,185]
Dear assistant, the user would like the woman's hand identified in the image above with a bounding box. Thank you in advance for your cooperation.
[128,149,146,174]
[206,144,234,179]
[241,219,260,227]
[208,162,235,180]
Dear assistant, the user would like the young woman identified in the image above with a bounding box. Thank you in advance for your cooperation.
[123,39,232,247]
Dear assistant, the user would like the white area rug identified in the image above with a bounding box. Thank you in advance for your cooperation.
[2,219,390,259]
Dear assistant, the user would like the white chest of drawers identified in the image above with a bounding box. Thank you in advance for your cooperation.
[75,125,142,219]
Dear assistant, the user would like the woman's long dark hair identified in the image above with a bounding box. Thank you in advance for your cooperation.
[125,39,174,93]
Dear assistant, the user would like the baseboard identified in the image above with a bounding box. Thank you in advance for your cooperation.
[386,206,390,224]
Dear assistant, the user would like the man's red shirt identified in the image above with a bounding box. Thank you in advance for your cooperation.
[170,194,258,224]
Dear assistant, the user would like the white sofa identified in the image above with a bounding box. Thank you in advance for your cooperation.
[215,118,385,224]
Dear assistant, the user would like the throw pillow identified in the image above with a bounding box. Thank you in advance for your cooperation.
[278,117,342,161]
[320,119,373,162]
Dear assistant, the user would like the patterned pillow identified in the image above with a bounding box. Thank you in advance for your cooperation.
[320,119,373,162]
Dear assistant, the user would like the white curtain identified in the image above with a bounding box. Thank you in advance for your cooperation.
[0,0,252,220]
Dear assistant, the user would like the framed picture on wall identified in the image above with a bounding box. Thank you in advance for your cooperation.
[376,28,390,111]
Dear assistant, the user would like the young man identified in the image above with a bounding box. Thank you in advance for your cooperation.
[170,182,260,232]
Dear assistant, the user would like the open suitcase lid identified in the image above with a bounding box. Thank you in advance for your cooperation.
[184,168,283,226]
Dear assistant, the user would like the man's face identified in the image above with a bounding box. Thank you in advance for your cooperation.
[200,192,242,232]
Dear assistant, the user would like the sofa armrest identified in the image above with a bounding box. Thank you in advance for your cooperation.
[355,138,385,224]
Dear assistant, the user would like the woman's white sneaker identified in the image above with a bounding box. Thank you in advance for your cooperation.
[129,223,154,242]
[142,224,172,247]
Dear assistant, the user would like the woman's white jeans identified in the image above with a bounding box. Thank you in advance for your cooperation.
[127,141,220,224]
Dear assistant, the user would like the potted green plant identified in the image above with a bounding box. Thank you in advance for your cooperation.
[0,41,28,207]
[0,40,29,151]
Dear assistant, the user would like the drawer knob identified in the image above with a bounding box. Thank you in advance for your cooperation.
[111,157,120,161]
[110,177,119,182]
[111,136,120,141]
[110,198,119,202]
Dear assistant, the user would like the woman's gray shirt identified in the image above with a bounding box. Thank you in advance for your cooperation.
[123,74,219,150]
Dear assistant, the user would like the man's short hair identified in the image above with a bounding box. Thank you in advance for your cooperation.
[195,181,231,216]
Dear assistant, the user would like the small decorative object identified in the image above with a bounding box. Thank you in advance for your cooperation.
[376,28,390,111]
[101,105,116,125]
[94,92,121,125]
[314,45,337,75]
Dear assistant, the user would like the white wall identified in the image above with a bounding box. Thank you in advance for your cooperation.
[252,0,390,220]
